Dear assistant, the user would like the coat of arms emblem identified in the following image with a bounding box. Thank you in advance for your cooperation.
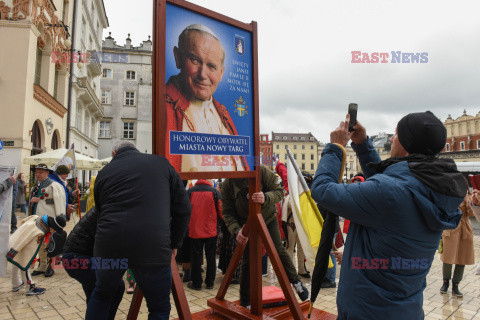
[235,36,245,55]
[234,96,248,117]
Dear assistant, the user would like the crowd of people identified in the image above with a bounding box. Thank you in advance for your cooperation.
[2,111,480,320]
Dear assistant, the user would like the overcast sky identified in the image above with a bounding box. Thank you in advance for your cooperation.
[103,0,480,143]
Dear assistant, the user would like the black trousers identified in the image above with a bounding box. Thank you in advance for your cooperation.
[191,236,217,288]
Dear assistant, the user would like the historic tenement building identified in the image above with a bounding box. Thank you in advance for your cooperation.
[0,0,73,174]
[272,132,319,175]
[69,0,108,183]
[97,34,153,159]
[260,134,273,169]
[440,110,480,162]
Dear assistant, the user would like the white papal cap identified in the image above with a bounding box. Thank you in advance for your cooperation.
[184,24,218,40]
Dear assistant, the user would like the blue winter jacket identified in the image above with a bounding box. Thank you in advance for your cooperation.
[311,139,467,320]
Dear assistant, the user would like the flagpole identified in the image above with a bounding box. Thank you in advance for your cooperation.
[285,146,309,191]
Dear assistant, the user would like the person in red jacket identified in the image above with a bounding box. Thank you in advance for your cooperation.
[187,180,222,290]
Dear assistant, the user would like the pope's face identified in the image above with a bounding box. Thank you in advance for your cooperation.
[175,31,225,101]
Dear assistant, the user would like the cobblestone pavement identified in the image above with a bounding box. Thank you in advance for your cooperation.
[1,215,479,320]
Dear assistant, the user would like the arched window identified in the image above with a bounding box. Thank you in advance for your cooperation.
[51,131,59,150]
[31,121,42,155]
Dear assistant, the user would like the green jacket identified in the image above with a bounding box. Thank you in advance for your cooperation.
[222,166,284,236]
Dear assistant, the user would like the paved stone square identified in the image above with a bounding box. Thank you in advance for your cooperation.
[1,216,479,320]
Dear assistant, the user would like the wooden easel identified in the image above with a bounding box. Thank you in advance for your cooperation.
[127,0,305,319]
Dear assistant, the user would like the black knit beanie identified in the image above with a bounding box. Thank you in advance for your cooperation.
[397,111,446,156]
[47,216,66,233]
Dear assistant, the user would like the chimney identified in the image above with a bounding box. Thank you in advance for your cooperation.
[125,33,132,49]
[103,32,115,48]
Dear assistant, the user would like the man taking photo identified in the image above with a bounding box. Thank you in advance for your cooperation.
[311,111,467,320]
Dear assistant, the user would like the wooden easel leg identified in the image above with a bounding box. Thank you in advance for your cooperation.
[126,286,143,320]
[255,213,304,320]
[171,254,192,320]
[249,177,262,315]
[126,256,192,320]
[215,235,248,300]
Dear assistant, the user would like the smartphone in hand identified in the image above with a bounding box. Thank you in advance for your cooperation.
[348,103,358,132]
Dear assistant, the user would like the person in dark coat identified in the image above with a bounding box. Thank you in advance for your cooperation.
[312,111,467,320]
[85,141,191,320]
[63,207,124,320]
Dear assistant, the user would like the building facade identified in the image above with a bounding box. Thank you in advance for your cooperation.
[272,132,319,174]
[0,0,73,175]
[97,34,153,159]
[317,144,360,180]
[69,0,108,176]
[440,110,480,162]
[260,134,273,169]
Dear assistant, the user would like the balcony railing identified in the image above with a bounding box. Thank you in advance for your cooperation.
[76,77,104,116]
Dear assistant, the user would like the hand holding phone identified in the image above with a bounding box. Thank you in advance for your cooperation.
[348,103,358,132]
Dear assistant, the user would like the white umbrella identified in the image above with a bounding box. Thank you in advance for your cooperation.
[92,157,112,170]
[23,149,100,170]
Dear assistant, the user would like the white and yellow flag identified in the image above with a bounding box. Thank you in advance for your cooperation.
[53,145,76,179]
[286,149,332,270]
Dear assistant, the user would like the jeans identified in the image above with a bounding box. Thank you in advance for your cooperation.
[191,236,217,288]
[86,264,172,320]
[325,232,337,283]
[17,204,28,213]
[63,253,124,320]
[262,253,268,275]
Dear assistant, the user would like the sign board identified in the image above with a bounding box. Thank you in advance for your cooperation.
[153,0,259,180]
[0,141,3,150]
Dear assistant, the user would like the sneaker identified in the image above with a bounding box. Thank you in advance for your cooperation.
[205,284,214,290]
[31,270,45,276]
[230,278,240,285]
[292,280,309,301]
[26,286,46,296]
[320,280,336,289]
[440,280,449,294]
[187,282,201,291]
[12,281,25,292]
[299,272,311,279]
[44,266,54,278]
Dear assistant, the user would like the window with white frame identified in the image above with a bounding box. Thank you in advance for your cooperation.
[311,163,314,170]
[276,145,279,149]
[294,145,297,150]
[460,141,465,150]
[124,91,136,106]
[477,140,480,149]
[101,90,111,104]
[275,136,279,140]
[311,154,314,160]
[284,154,287,160]
[84,111,89,136]
[446,143,450,152]
[90,119,95,139]
[302,154,305,160]
[283,136,287,140]
[126,70,136,80]
[302,163,305,170]
[310,137,315,141]
[102,68,112,78]
[99,121,111,138]
[293,137,297,141]
[123,121,135,139]
[311,145,314,150]
[302,145,305,150]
